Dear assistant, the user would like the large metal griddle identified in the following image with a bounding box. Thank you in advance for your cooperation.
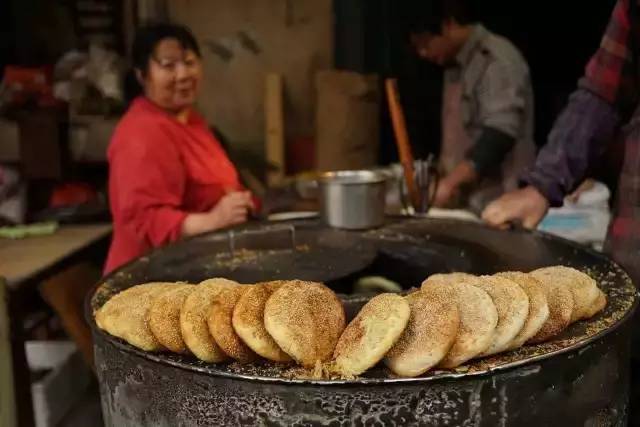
[88,217,638,426]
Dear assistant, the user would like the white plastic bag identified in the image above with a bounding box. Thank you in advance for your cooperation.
[538,181,611,249]
[0,166,26,224]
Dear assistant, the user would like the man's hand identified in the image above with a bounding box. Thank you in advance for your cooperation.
[566,179,595,204]
[482,186,550,229]
[433,177,458,208]
[433,161,477,208]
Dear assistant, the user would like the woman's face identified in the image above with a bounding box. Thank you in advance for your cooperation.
[140,38,203,113]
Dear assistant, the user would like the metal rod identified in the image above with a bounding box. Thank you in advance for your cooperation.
[226,225,297,254]
[227,230,235,254]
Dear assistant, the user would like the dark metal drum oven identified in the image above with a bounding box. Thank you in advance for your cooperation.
[88,218,638,426]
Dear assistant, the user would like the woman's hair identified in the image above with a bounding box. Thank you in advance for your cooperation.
[124,23,202,104]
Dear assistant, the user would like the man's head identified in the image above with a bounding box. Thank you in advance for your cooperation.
[411,0,480,66]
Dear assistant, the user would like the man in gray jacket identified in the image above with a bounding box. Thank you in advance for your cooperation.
[411,0,535,213]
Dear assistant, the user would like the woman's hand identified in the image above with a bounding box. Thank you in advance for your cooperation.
[209,191,254,228]
[482,186,550,230]
[181,191,254,237]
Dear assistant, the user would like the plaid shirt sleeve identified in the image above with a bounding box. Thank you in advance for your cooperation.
[522,0,637,206]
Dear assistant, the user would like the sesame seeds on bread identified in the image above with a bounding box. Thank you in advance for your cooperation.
[334,293,410,377]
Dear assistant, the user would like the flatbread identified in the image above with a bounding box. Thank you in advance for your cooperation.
[495,272,550,349]
[95,282,177,351]
[385,289,459,377]
[264,281,346,367]
[531,266,598,323]
[422,272,476,289]
[179,278,240,362]
[334,293,410,377]
[148,284,196,354]
[421,280,498,369]
[583,289,607,319]
[472,276,530,357]
[232,282,292,362]
[526,273,574,344]
[209,286,259,363]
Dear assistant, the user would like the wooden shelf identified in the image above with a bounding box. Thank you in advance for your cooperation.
[70,0,125,52]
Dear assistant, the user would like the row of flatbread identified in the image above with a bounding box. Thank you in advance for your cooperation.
[95,279,346,366]
[94,266,605,378]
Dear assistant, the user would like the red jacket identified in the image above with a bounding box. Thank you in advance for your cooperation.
[104,97,245,274]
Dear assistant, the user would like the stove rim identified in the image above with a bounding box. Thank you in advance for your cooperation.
[88,217,640,386]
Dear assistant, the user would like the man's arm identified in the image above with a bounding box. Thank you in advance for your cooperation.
[435,59,524,206]
[483,0,637,229]
[522,91,620,206]
[522,0,636,206]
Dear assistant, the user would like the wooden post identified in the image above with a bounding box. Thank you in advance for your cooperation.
[265,73,285,187]
[0,278,17,427]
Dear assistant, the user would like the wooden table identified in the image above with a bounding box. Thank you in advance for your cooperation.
[1,224,112,288]
[0,223,112,427]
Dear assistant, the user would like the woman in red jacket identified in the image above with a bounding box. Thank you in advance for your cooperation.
[104,24,255,274]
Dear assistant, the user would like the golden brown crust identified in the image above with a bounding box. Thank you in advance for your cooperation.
[421,272,476,289]
[495,272,550,350]
[472,276,530,357]
[209,286,259,363]
[95,282,177,351]
[179,278,239,362]
[333,293,410,377]
[531,266,598,323]
[527,272,574,344]
[148,284,196,354]
[232,282,291,362]
[264,281,346,367]
[385,289,459,377]
[584,289,607,318]
[305,283,347,361]
[421,280,498,369]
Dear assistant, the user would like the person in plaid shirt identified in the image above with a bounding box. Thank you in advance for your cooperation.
[483,0,640,284]
[483,0,640,418]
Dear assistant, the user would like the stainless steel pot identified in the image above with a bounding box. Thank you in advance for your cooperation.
[319,170,387,229]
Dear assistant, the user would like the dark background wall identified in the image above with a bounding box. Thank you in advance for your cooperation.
[335,0,618,165]
[0,0,619,170]
[0,0,77,69]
